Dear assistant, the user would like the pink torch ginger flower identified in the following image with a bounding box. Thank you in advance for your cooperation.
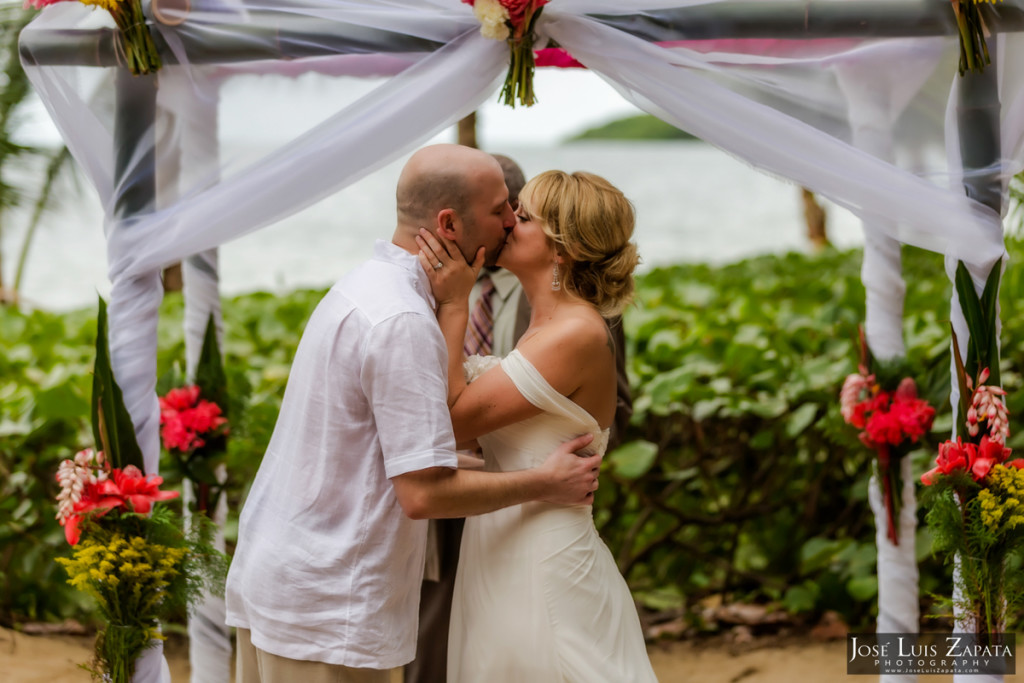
[840,371,874,426]
[970,383,1009,443]
[55,449,108,525]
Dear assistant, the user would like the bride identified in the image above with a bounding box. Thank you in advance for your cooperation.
[417,170,658,682]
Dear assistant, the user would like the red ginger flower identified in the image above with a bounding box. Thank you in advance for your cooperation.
[969,435,1013,481]
[161,417,198,453]
[850,390,889,432]
[159,385,227,453]
[922,435,1015,486]
[160,385,201,412]
[853,378,934,449]
[922,437,973,485]
[110,465,179,515]
[863,408,903,447]
[889,379,935,442]
[184,400,226,434]
[60,465,179,545]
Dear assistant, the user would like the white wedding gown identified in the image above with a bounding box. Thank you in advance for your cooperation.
[448,350,658,683]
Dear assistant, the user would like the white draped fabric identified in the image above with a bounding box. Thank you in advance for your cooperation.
[19,2,1024,682]
[836,48,917,668]
[160,67,233,682]
[868,464,920,683]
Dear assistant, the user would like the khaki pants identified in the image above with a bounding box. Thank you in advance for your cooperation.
[236,628,390,683]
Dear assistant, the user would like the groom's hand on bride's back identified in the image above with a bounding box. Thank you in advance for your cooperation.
[537,433,602,505]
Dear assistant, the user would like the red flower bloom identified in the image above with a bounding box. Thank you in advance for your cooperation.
[161,417,199,453]
[864,405,903,447]
[158,385,227,454]
[890,397,935,443]
[922,437,973,485]
[183,400,226,434]
[969,435,1012,482]
[60,465,179,545]
[61,482,123,545]
[848,377,934,453]
[850,391,890,432]
[112,465,179,515]
[160,385,200,413]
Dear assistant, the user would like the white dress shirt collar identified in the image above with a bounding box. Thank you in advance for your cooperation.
[375,239,437,310]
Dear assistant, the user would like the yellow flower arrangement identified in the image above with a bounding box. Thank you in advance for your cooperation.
[57,529,197,680]
[54,503,225,682]
[59,535,188,624]
[978,465,1024,534]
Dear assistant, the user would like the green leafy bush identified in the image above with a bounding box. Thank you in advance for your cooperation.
[600,245,958,629]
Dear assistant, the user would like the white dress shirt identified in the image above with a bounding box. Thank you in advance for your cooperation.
[225,240,459,669]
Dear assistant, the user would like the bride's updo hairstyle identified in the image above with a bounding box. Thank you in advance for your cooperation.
[519,170,639,317]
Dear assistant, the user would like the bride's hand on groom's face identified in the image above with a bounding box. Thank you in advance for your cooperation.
[416,229,484,307]
[537,433,602,506]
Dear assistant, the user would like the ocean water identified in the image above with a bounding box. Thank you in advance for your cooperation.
[3,139,865,312]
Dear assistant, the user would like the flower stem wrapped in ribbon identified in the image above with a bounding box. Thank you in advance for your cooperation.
[25,0,162,75]
[463,0,548,107]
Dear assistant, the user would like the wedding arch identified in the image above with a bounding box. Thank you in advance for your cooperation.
[19,2,1024,682]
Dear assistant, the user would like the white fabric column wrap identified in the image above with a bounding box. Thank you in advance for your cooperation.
[156,66,232,683]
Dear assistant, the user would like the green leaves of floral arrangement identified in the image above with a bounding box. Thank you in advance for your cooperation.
[90,297,144,472]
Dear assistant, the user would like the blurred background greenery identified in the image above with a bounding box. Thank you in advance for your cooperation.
[6,235,1024,635]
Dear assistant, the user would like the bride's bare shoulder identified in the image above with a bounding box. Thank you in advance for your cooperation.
[519,308,611,363]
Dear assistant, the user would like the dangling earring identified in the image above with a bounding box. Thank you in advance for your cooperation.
[551,264,561,291]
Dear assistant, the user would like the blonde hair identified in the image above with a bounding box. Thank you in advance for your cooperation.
[519,170,639,317]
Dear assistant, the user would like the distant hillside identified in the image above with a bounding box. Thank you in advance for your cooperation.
[568,114,698,141]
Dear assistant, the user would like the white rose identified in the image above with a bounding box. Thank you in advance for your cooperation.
[473,0,510,41]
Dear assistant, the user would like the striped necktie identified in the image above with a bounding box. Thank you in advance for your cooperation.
[464,275,496,357]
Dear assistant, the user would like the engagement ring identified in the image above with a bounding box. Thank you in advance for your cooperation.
[434,262,443,270]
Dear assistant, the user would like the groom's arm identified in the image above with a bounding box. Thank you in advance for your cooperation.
[391,433,599,519]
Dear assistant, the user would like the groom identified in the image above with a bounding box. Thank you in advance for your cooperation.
[224,144,602,683]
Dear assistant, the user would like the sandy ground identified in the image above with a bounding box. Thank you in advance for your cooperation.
[2,626,1021,683]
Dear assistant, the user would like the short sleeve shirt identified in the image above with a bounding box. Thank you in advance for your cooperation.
[225,240,459,669]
